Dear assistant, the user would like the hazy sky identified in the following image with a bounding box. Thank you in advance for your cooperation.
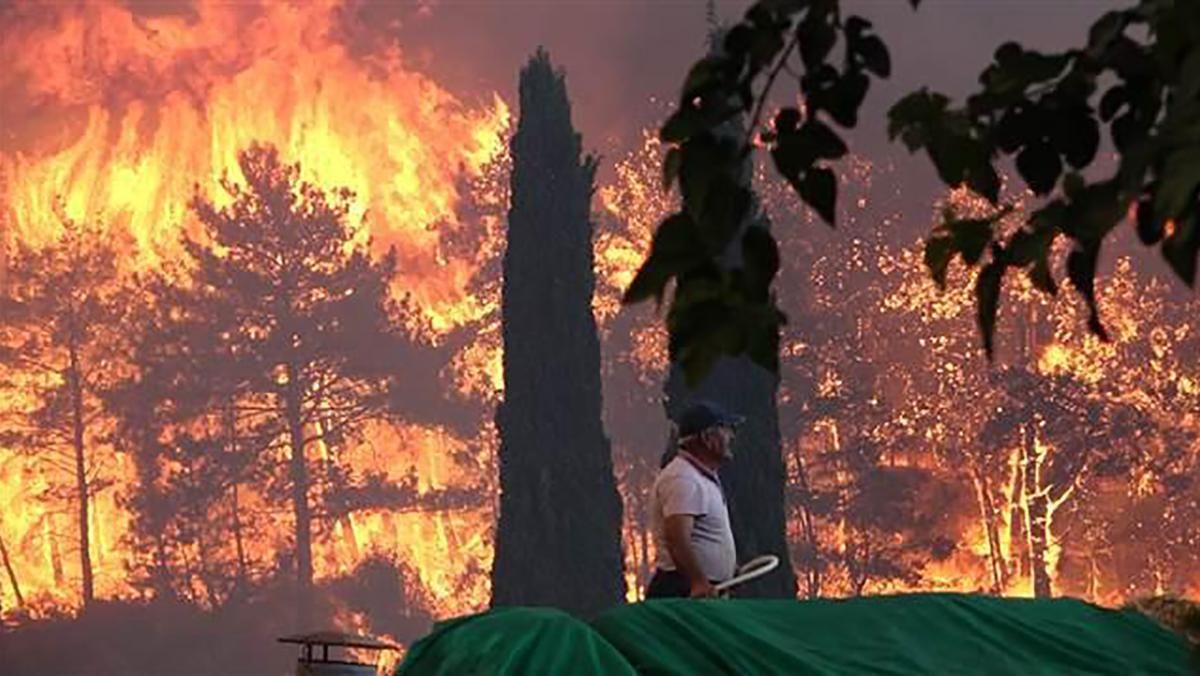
[388,0,1126,176]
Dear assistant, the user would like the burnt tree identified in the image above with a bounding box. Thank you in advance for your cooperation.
[490,49,624,616]
[0,219,130,611]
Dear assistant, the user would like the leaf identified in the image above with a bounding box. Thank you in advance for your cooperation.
[798,167,837,226]
[697,177,753,254]
[798,10,837,70]
[1162,215,1199,287]
[857,35,891,78]
[1028,254,1058,296]
[946,216,994,265]
[661,107,704,143]
[827,70,869,127]
[742,227,781,297]
[888,89,950,148]
[1136,198,1163,245]
[800,120,849,160]
[1057,113,1100,169]
[682,57,722,99]
[662,147,682,193]
[1099,85,1127,121]
[975,260,1005,358]
[622,212,704,305]
[1066,244,1110,340]
[923,235,955,289]
[994,106,1033,153]
[1154,145,1200,221]
[1016,141,1062,195]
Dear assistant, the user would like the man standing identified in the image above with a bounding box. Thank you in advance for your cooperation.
[645,401,742,599]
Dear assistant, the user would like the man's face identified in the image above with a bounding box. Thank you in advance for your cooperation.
[707,425,736,461]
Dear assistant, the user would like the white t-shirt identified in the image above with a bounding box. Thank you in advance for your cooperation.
[651,453,737,582]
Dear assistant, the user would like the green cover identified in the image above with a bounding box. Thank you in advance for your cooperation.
[397,593,1194,675]
[395,606,636,676]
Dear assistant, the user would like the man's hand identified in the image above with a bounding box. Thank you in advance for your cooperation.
[689,578,717,598]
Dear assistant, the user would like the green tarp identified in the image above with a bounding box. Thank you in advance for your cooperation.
[396,593,1194,675]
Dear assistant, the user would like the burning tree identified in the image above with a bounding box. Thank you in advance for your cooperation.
[490,49,625,616]
[0,217,133,611]
[136,143,413,626]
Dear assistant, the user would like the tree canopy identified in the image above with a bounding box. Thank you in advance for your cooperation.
[623,0,1200,385]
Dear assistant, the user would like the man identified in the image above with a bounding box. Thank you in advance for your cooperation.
[645,400,742,599]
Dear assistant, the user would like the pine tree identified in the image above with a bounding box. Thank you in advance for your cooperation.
[0,217,132,610]
[173,144,409,627]
[490,49,625,616]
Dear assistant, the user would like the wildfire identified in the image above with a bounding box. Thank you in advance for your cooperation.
[0,0,506,625]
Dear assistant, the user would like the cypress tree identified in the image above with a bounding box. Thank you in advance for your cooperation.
[490,49,625,616]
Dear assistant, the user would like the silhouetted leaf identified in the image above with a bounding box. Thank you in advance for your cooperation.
[857,35,891,78]
[623,212,704,305]
[662,147,682,193]
[827,71,869,127]
[1067,245,1109,340]
[975,260,1005,358]
[1136,199,1163,245]
[798,167,837,226]
[923,236,955,289]
[1057,113,1100,169]
[800,120,849,160]
[661,107,704,143]
[742,227,781,296]
[798,10,837,70]
[1099,85,1127,121]
[1162,216,1199,287]
[1017,141,1061,195]
[1154,146,1200,221]
[1028,254,1058,296]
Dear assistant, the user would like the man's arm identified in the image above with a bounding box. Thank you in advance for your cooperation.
[663,514,716,598]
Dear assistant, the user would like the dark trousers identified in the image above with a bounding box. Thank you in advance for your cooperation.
[645,568,717,599]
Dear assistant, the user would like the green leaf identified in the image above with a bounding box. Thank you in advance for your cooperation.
[742,227,781,299]
[662,147,682,193]
[798,167,837,226]
[924,235,955,289]
[975,260,1005,358]
[1066,244,1110,340]
[1016,140,1062,195]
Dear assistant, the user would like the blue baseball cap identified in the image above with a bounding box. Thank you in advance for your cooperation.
[677,400,744,438]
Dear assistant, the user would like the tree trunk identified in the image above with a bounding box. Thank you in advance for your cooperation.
[47,516,64,587]
[971,467,1005,593]
[0,530,24,608]
[792,444,822,599]
[67,345,94,610]
[1022,424,1052,598]
[285,368,313,627]
[225,400,249,596]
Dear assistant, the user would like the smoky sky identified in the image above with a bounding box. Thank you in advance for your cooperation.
[385,0,1126,186]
